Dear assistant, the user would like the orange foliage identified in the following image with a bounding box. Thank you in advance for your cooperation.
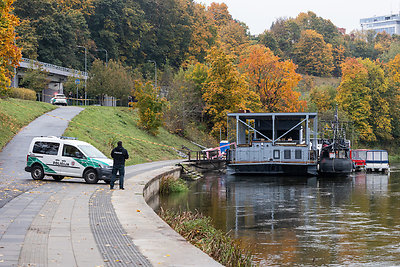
[0,0,21,92]
[207,3,232,27]
[239,45,305,112]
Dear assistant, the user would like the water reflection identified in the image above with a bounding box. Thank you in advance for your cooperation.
[158,167,400,266]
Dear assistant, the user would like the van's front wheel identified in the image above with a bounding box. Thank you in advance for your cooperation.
[84,169,98,184]
[31,164,44,180]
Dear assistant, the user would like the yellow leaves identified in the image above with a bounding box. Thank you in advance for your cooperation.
[0,0,21,93]
[337,57,394,142]
[293,30,334,76]
[203,46,258,137]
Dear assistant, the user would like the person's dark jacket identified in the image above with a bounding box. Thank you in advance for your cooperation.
[111,145,129,166]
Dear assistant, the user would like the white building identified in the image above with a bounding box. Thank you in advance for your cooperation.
[360,14,400,35]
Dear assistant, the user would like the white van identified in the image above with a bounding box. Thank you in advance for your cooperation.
[25,136,113,184]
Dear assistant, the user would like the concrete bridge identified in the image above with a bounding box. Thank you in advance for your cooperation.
[11,58,88,102]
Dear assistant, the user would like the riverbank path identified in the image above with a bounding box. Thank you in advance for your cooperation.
[0,106,220,266]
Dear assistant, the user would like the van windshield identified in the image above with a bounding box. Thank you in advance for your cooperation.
[78,145,107,159]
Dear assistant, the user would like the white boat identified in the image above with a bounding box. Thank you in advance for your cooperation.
[365,150,390,173]
[226,112,318,176]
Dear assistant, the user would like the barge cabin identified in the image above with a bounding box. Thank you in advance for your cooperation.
[226,112,318,176]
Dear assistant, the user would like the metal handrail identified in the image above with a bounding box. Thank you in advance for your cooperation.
[21,57,88,78]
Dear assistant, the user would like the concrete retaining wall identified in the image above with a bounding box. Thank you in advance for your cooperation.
[112,164,222,266]
[143,167,181,202]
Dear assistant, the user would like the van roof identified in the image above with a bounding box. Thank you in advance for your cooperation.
[32,136,91,146]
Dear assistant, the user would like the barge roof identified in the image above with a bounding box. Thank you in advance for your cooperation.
[228,112,318,118]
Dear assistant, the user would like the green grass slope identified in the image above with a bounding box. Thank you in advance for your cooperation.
[63,106,200,165]
[0,98,55,150]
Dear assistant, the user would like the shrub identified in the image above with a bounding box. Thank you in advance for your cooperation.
[8,87,36,100]
[159,175,188,194]
[160,209,254,267]
[132,81,167,136]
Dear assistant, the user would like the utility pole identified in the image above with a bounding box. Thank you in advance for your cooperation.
[77,45,87,105]
[96,48,108,67]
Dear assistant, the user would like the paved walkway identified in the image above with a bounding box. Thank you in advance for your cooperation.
[0,107,220,266]
[0,106,84,208]
[0,162,221,266]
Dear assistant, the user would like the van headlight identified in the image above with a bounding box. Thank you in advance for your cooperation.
[98,164,109,169]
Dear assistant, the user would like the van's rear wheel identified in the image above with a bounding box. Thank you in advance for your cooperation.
[31,165,44,180]
[52,175,64,181]
[84,169,98,184]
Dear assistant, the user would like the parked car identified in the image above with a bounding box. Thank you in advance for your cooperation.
[25,136,113,183]
[50,94,68,106]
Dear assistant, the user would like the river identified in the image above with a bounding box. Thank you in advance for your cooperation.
[156,166,400,266]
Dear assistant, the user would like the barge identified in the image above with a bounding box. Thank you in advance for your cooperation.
[226,112,318,176]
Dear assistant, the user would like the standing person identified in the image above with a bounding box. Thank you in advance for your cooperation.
[110,141,129,190]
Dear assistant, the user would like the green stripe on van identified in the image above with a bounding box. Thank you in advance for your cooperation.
[27,157,57,174]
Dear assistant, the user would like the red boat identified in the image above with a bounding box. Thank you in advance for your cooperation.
[350,149,367,171]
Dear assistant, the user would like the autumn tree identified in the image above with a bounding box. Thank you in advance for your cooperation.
[132,81,166,136]
[293,30,334,76]
[336,58,374,141]
[202,47,260,137]
[380,40,400,62]
[309,85,336,112]
[206,2,250,59]
[87,59,112,104]
[332,44,346,77]
[239,45,305,112]
[385,55,400,139]
[207,2,232,27]
[373,32,392,56]
[88,59,133,104]
[270,17,301,59]
[294,11,341,44]
[362,59,392,141]
[0,0,21,94]
[258,30,282,57]
[184,3,217,64]
[19,63,49,97]
[164,64,207,135]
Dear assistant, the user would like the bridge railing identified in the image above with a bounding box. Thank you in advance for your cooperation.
[20,58,87,78]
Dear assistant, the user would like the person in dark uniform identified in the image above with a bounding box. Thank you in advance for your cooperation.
[110,141,129,190]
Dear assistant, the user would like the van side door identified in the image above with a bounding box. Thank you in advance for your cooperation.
[58,144,86,177]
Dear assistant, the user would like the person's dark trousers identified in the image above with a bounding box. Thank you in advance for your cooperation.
[110,165,125,189]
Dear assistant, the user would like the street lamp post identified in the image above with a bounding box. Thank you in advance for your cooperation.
[96,48,108,66]
[77,45,87,105]
[148,60,157,88]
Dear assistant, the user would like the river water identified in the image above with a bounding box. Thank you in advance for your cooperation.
[157,165,400,266]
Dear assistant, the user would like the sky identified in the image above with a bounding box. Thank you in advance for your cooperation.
[195,0,400,35]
